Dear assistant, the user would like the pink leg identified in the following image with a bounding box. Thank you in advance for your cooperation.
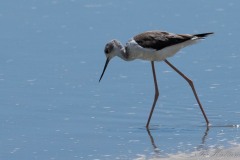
[164,59,209,125]
[146,61,159,129]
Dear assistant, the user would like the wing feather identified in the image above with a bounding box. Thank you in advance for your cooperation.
[134,31,193,50]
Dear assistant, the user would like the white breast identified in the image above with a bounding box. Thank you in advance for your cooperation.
[125,39,156,61]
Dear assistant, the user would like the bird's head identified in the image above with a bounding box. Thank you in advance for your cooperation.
[99,39,124,82]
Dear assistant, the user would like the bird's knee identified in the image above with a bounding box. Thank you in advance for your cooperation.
[187,78,193,85]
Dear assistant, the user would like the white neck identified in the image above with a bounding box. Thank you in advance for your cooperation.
[117,47,129,61]
[112,40,129,61]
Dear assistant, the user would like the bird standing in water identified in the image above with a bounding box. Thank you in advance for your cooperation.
[99,30,213,129]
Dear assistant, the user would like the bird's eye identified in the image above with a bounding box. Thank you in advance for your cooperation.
[104,47,109,54]
[104,43,113,54]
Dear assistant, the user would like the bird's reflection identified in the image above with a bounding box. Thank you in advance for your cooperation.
[146,129,160,153]
[201,126,210,145]
[146,126,210,156]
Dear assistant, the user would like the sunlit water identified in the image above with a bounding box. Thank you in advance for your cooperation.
[0,0,240,160]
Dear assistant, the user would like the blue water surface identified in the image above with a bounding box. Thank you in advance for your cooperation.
[0,0,240,160]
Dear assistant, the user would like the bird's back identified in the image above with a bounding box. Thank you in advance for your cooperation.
[134,31,193,50]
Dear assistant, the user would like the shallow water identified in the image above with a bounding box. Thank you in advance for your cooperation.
[1,0,240,160]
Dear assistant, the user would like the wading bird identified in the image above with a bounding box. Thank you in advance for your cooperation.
[99,30,213,129]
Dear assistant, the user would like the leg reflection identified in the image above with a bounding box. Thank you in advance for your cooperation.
[146,129,161,155]
[198,126,210,150]
[146,126,210,156]
[202,126,209,144]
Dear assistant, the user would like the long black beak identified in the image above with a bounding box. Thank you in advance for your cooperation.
[99,58,110,82]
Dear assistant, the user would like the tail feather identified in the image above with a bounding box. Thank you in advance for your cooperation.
[194,32,214,39]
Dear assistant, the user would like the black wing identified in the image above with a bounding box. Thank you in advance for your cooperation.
[134,31,194,50]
